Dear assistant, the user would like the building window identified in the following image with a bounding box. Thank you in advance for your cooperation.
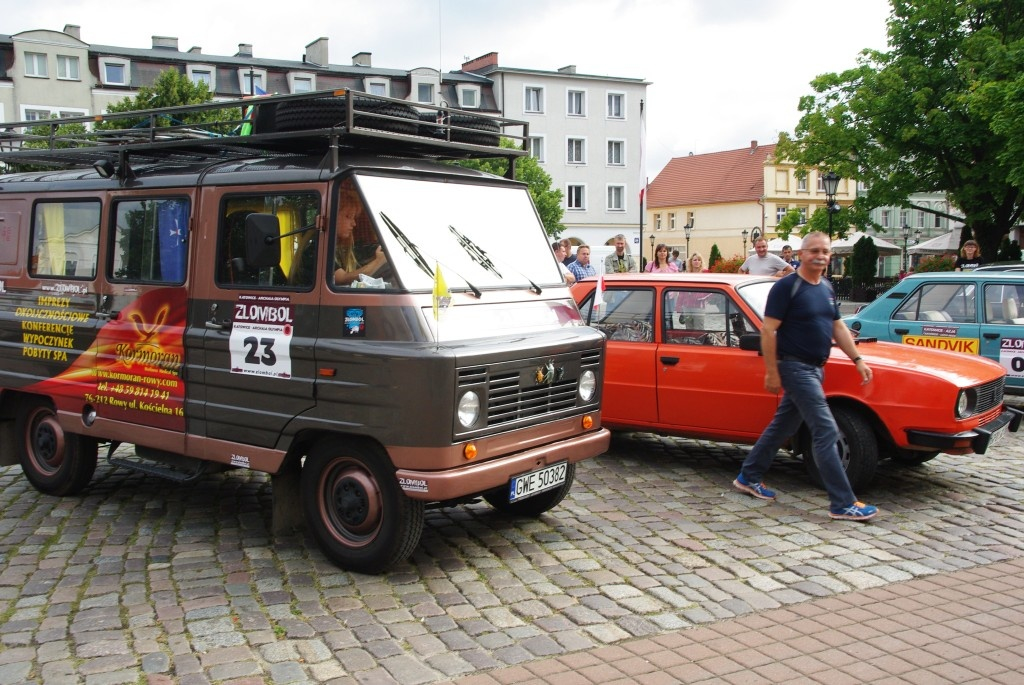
[881,209,891,227]
[57,55,79,80]
[459,86,480,108]
[525,86,544,113]
[655,214,662,230]
[288,72,315,93]
[22,106,87,121]
[796,176,808,192]
[567,90,586,116]
[528,136,545,163]
[237,68,266,95]
[417,83,434,103]
[798,206,808,223]
[776,206,788,223]
[899,210,909,226]
[187,64,216,90]
[365,79,389,96]
[669,213,676,230]
[567,138,586,164]
[191,70,212,87]
[567,185,585,210]
[917,210,926,228]
[607,185,625,211]
[100,58,130,86]
[607,92,624,119]
[607,140,624,166]
[24,109,51,121]
[24,52,48,78]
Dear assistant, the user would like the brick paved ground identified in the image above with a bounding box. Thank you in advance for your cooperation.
[0,400,1022,684]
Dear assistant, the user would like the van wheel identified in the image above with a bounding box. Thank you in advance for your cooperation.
[16,399,98,496]
[483,462,576,517]
[301,438,424,573]
[803,407,878,491]
[274,97,419,135]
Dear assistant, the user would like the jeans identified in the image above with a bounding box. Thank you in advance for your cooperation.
[739,360,857,509]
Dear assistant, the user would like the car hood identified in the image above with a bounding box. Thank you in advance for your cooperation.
[851,338,1004,386]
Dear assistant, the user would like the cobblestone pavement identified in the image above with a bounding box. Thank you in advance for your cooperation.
[1,402,1023,684]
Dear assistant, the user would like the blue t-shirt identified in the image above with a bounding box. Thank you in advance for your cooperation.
[764,273,838,360]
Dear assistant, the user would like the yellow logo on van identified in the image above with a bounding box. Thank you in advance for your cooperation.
[902,335,979,354]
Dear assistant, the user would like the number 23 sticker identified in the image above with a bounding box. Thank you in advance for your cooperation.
[229,296,294,378]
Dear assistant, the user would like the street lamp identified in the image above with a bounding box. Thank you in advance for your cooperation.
[901,224,922,273]
[821,171,840,241]
[649,233,655,269]
[683,219,694,261]
[741,228,749,255]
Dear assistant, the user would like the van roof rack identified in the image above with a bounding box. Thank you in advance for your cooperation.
[0,89,528,175]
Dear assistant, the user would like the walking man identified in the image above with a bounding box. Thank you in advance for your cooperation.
[733,231,879,521]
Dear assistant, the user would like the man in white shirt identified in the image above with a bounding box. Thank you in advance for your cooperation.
[740,238,795,277]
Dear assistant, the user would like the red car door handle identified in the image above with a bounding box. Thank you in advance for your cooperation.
[660,356,680,365]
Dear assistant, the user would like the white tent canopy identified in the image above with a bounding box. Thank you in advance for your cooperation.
[908,231,959,255]
[829,231,902,256]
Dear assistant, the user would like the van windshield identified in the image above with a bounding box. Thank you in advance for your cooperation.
[355,174,561,292]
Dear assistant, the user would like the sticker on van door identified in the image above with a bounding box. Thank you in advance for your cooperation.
[229,294,294,378]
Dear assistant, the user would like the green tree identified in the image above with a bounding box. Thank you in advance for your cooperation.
[849,235,880,291]
[2,120,90,173]
[455,139,564,236]
[776,0,1024,261]
[96,69,237,132]
[708,243,722,268]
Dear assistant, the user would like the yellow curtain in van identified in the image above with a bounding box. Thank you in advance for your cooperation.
[276,207,297,276]
[41,204,67,274]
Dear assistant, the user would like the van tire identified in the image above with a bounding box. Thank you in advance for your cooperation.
[803,407,878,491]
[274,97,419,135]
[448,114,500,146]
[16,399,98,496]
[483,462,576,517]
[301,438,424,573]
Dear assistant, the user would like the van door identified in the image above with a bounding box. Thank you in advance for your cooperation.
[185,186,322,457]
[90,192,194,452]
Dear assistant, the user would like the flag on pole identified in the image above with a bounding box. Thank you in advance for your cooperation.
[638,102,647,205]
[433,262,451,321]
[593,273,605,311]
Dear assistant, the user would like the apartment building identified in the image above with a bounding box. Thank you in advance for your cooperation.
[461,53,649,255]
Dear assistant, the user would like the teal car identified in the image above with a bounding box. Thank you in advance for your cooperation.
[844,272,1024,393]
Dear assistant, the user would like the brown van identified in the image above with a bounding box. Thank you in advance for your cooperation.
[0,91,609,572]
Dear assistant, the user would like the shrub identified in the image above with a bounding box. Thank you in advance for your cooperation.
[914,255,956,272]
[709,255,744,273]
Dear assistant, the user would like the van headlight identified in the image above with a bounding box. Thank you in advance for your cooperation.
[457,391,481,427]
[578,369,597,402]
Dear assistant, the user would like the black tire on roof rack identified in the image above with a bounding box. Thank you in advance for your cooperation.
[273,97,419,135]
[449,114,500,146]
[252,103,278,134]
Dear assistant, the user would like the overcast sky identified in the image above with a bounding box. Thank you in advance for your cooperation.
[5,0,893,179]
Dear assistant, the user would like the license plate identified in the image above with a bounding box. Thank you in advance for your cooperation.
[509,462,568,502]
[988,423,1009,449]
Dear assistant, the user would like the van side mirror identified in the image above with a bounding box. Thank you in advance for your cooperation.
[739,333,762,353]
[244,213,282,268]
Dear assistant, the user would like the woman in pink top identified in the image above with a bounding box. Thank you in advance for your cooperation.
[646,243,679,273]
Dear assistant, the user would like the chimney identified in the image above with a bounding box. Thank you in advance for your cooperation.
[236,43,253,58]
[152,36,179,51]
[352,52,372,67]
[304,37,328,66]
[188,46,202,54]
[558,65,577,74]
[63,24,81,40]
[461,52,498,73]
[750,140,758,151]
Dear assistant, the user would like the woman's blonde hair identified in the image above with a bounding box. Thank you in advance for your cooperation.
[688,251,705,272]
[961,239,981,257]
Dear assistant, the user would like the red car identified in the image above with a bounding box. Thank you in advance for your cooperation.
[572,273,1021,489]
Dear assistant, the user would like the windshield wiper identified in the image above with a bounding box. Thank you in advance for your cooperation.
[449,224,542,295]
[378,212,481,298]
